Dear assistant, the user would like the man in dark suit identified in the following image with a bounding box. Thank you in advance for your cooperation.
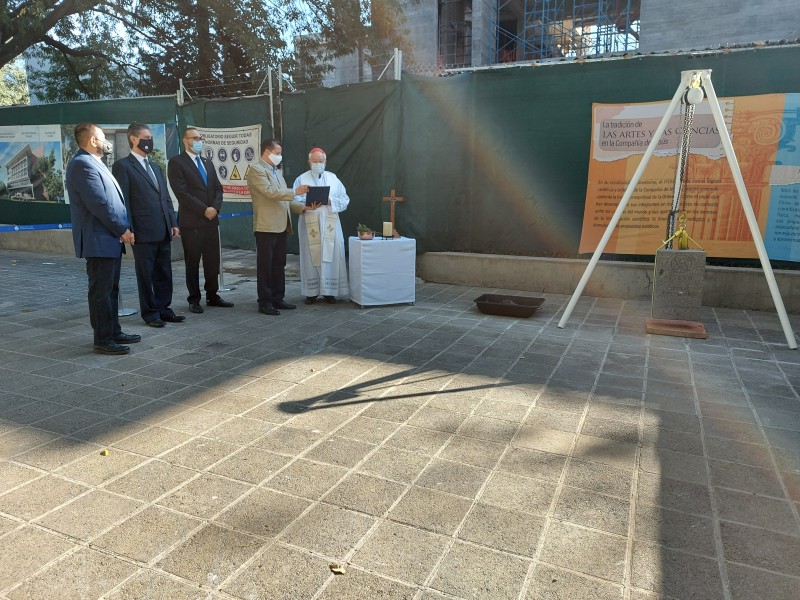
[66,122,141,355]
[167,126,233,313]
[112,123,185,328]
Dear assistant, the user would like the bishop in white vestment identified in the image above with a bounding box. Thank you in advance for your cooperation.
[292,147,350,303]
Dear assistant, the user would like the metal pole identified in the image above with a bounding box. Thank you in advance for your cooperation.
[268,67,275,134]
[558,73,689,329]
[702,71,797,349]
[118,288,137,317]
[218,226,234,292]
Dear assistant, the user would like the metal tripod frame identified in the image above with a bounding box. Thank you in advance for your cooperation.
[558,69,797,349]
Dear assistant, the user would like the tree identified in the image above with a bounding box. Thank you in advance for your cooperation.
[2,0,412,101]
[0,61,30,105]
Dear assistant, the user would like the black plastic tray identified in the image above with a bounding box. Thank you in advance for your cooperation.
[474,294,544,318]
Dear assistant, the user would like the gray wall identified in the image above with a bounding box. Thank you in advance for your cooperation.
[403,0,439,65]
[640,0,800,52]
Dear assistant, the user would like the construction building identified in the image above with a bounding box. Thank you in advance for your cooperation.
[318,0,800,85]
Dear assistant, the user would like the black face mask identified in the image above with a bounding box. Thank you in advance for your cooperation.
[137,138,154,154]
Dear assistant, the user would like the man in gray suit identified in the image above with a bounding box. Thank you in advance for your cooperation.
[113,123,184,328]
[66,123,141,355]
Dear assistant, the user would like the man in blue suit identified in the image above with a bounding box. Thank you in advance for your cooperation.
[113,123,185,328]
[66,123,141,355]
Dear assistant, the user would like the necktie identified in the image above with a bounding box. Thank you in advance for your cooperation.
[145,159,159,189]
[195,155,207,185]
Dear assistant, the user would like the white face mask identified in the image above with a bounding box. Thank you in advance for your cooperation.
[310,162,325,175]
[269,153,282,166]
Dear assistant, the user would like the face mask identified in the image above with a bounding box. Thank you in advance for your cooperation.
[99,139,113,156]
[137,138,154,154]
[191,140,204,154]
[311,163,325,175]
[269,153,282,166]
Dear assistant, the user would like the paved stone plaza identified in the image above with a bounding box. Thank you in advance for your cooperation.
[0,248,798,600]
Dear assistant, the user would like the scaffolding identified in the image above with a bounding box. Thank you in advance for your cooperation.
[492,0,640,64]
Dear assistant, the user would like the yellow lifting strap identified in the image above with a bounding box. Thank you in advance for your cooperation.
[657,213,701,252]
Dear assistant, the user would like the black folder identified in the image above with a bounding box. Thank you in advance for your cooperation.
[305,186,330,206]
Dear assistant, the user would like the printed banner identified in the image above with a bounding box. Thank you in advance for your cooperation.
[195,125,261,202]
[60,123,169,205]
[579,93,800,261]
[0,125,65,205]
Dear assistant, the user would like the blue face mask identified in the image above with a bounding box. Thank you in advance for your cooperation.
[191,140,204,154]
[311,162,325,175]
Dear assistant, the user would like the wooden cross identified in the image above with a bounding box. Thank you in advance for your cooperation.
[382,189,405,238]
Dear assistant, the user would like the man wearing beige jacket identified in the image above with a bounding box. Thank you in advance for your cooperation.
[246,139,312,315]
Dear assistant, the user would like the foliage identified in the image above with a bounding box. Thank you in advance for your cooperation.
[0,61,30,105]
[1,0,412,101]
[30,149,65,201]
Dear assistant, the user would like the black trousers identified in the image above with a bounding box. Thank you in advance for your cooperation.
[132,238,175,323]
[181,226,220,305]
[85,257,122,346]
[255,230,288,308]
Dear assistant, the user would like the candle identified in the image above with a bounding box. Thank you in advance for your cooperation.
[382,222,392,237]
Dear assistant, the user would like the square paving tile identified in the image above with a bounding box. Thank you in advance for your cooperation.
[324,471,406,516]
[527,563,623,600]
[481,471,558,515]
[0,526,75,590]
[92,506,202,563]
[416,458,491,498]
[631,540,724,599]
[0,474,88,520]
[282,503,375,558]
[459,503,545,556]
[720,520,800,576]
[540,522,627,582]
[215,487,311,538]
[554,486,630,535]
[389,485,472,535]
[158,473,253,519]
[430,540,530,600]
[7,547,137,600]
[106,569,217,599]
[158,523,267,585]
[223,543,329,599]
[317,568,416,599]
[37,490,142,541]
[266,459,349,500]
[358,447,431,483]
[353,520,449,584]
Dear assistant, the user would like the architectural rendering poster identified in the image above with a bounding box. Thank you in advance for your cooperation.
[579,93,800,261]
[0,125,65,204]
[193,125,262,203]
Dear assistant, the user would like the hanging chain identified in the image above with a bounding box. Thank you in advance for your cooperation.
[666,92,696,246]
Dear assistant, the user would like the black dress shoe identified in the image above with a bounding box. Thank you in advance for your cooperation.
[189,304,204,314]
[207,297,234,307]
[273,300,296,310]
[114,333,141,343]
[258,305,280,316]
[148,319,165,328]
[93,343,130,355]
[162,314,186,323]
[304,296,317,305]
[324,296,336,304]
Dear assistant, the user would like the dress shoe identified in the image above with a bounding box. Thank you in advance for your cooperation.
[324,296,336,304]
[162,314,186,323]
[273,300,296,310]
[304,296,317,305]
[207,297,234,307]
[258,305,280,316]
[93,343,130,355]
[148,319,165,328]
[189,303,204,314]
[113,332,141,343]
